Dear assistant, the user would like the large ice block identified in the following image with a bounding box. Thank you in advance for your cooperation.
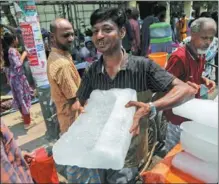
[172,152,218,183]
[52,89,137,170]
[180,121,218,163]
[214,95,218,102]
[173,98,218,128]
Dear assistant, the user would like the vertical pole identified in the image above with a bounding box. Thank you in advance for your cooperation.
[184,1,193,18]
[82,3,85,33]
[69,3,74,27]
[73,2,80,47]
[62,3,66,18]
[69,3,76,48]
[53,4,57,18]
[67,3,70,20]
[166,1,170,24]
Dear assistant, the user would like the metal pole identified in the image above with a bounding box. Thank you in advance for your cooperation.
[73,2,80,47]
[62,3,66,18]
[67,3,70,21]
[53,4,57,18]
[69,3,74,27]
[69,3,76,48]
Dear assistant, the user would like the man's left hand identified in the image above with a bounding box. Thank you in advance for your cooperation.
[125,101,150,136]
[202,77,216,93]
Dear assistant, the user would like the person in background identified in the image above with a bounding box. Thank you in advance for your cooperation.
[200,11,211,18]
[171,13,180,42]
[41,28,51,59]
[164,17,217,152]
[47,18,81,134]
[185,11,218,83]
[180,35,218,83]
[190,11,195,20]
[1,24,35,89]
[71,7,197,183]
[48,19,100,184]
[79,36,99,62]
[141,5,166,56]
[122,10,133,53]
[127,7,141,55]
[71,45,81,64]
[159,13,166,22]
[3,33,33,129]
[177,12,189,42]
[1,120,34,183]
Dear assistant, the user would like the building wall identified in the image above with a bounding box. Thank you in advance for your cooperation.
[1,2,124,35]
[36,3,123,34]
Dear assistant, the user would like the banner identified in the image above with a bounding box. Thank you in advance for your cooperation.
[14,0,49,87]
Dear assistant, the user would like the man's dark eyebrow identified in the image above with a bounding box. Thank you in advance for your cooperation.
[62,31,74,34]
[93,23,113,29]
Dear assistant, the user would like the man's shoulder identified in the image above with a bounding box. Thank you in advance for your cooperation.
[128,55,150,64]
[47,53,72,76]
[48,52,70,66]
[168,47,187,67]
[126,55,152,72]
[48,51,64,63]
[129,55,148,62]
[171,46,187,58]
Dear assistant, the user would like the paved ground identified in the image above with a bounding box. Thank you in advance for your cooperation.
[2,103,50,151]
[1,103,67,183]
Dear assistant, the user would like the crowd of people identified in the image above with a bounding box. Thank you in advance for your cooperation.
[0,5,218,184]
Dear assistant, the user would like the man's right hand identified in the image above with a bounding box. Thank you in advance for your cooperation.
[186,81,200,94]
[71,100,85,113]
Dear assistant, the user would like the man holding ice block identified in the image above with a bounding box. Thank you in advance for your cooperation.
[72,7,198,183]
[164,17,217,152]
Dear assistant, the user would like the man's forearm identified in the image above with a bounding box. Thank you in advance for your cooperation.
[153,78,196,111]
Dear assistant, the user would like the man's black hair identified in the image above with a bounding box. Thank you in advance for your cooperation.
[200,11,211,18]
[153,5,166,17]
[90,7,126,28]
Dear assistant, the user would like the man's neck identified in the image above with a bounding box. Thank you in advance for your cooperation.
[54,47,70,54]
[188,42,198,56]
[103,49,123,68]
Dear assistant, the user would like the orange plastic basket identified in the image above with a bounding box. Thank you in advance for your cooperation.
[148,52,168,68]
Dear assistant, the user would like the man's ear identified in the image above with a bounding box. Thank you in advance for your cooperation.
[120,26,126,39]
[49,32,56,47]
[50,32,55,40]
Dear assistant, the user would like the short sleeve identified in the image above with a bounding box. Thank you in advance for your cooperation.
[145,59,175,92]
[56,65,79,99]
[166,55,185,80]
[76,67,92,105]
